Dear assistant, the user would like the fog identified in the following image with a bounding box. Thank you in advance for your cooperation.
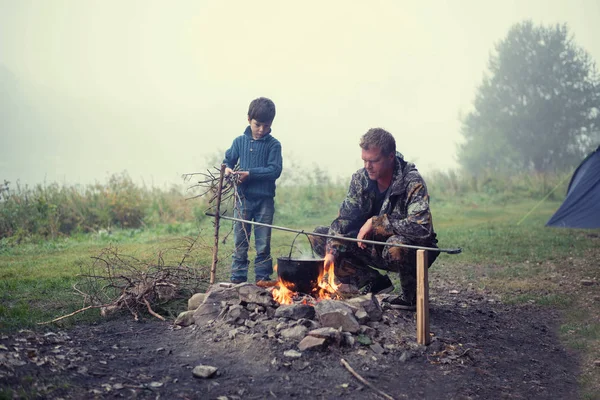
[1,0,599,188]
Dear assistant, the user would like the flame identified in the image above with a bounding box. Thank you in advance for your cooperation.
[271,276,296,305]
[271,262,340,305]
[316,261,340,300]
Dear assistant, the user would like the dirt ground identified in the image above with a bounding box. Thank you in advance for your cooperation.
[1,276,583,400]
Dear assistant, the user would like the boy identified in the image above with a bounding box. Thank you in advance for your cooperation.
[223,97,283,284]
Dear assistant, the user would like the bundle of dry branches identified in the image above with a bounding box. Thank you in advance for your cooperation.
[183,166,239,206]
[40,235,212,325]
[183,165,245,245]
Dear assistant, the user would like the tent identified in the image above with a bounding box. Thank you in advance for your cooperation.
[546,146,600,228]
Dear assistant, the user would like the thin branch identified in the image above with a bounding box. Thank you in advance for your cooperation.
[143,297,165,321]
[340,358,395,400]
[37,305,102,325]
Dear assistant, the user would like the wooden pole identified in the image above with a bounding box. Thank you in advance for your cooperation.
[210,164,226,285]
[416,249,430,345]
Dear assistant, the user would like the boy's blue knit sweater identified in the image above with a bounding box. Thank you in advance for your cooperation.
[223,126,283,199]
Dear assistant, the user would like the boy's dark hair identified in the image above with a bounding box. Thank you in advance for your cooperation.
[248,97,276,123]
[360,128,396,156]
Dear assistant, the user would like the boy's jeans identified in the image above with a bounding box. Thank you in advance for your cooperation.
[231,196,274,282]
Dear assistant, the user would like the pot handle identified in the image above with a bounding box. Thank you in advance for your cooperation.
[288,232,317,259]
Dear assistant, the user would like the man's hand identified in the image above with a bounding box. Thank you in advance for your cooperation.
[324,253,336,270]
[357,218,373,249]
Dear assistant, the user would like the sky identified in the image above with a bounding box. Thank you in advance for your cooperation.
[1,0,599,188]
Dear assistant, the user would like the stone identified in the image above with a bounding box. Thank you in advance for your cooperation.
[193,287,239,327]
[283,350,302,358]
[296,318,320,330]
[308,327,342,346]
[265,306,277,318]
[192,365,218,378]
[244,319,257,328]
[354,309,369,324]
[298,336,326,351]
[237,283,274,306]
[246,303,265,313]
[370,343,385,355]
[275,304,316,320]
[280,325,308,341]
[291,360,310,371]
[174,311,195,327]
[226,305,250,325]
[360,325,376,337]
[188,293,206,311]
[399,351,413,362]
[346,293,383,322]
[342,332,355,347]
[314,300,360,333]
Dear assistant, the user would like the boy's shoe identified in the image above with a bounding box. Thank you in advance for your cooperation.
[256,279,277,288]
[361,274,394,295]
[231,278,246,284]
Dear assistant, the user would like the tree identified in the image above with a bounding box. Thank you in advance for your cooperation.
[458,21,600,174]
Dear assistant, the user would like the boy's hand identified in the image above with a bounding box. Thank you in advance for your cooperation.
[236,171,250,182]
[224,167,234,176]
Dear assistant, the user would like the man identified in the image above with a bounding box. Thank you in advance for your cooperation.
[311,128,439,310]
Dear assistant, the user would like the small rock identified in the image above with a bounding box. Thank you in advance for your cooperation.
[280,325,308,341]
[370,343,385,355]
[292,360,310,371]
[342,332,355,347]
[399,351,412,362]
[188,293,206,310]
[175,311,195,326]
[283,350,302,358]
[360,325,376,337]
[355,310,369,324]
[275,304,316,320]
[298,336,326,351]
[192,365,218,378]
[149,382,163,388]
[581,279,594,286]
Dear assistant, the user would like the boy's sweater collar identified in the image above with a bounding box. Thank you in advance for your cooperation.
[244,126,271,141]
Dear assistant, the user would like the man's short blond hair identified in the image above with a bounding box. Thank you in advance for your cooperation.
[359,128,396,156]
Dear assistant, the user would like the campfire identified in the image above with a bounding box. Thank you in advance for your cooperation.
[271,262,340,305]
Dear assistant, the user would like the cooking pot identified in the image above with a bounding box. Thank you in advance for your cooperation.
[277,233,324,294]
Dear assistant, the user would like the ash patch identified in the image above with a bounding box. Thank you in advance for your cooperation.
[0,284,578,399]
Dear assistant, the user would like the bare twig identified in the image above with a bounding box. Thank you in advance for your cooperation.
[340,358,395,400]
[37,305,102,325]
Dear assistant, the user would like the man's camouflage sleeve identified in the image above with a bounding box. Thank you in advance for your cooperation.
[326,171,372,258]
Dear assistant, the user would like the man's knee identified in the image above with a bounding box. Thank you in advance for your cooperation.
[382,235,412,263]
[309,226,329,257]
